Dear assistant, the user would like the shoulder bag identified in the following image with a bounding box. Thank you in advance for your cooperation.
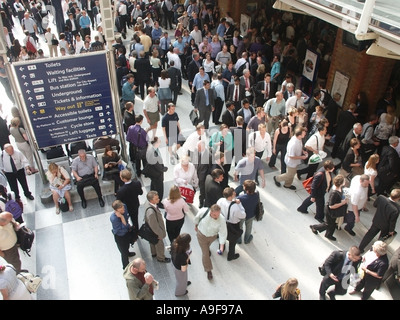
[138,207,159,244]
[255,192,265,221]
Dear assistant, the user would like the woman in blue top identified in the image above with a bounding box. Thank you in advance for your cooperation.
[237,180,259,244]
[110,200,136,269]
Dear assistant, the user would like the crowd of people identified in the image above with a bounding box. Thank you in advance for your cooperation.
[1,0,400,301]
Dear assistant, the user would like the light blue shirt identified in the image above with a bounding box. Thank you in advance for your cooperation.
[211,80,225,101]
[151,27,162,41]
[173,40,185,55]
[216,23,226,37]
[193,73,210,90]
[271,61,281,80]
[79,15,91,28]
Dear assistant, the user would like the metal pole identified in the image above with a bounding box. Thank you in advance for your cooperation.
[355,0,377,40]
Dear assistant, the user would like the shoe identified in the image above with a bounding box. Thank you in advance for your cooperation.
[327,291,336,300]
[297,173,302,180]
[170,156,176,165]
[31,169,39,174]
[207,271,213,280]
[325,235,337,241]
[362,207,369,212]
[244,235,253,244]
[69,206,74,212]
[175,290,188,297]
[284,185,296,190]
[345,228,356,236]
[152,254,157,257]
[348,290,358,295]
[81,199,87,208]
[273,176,281,187]
[128,252,136,257]
[319,294,326,300]
[56,207,60,215]
[237,238,242,244]
[26,195,34,200]
[158,257,171,263]
[187,281,191,286]
[99,197,105,207]
[315,218,324,223]
[227,253,240,261]
[309,225,318,235]
[297,207,308,214]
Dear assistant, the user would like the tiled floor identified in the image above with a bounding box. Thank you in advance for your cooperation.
[1,13,398,301]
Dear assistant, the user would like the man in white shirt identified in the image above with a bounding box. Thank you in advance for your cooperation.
[189,24,202,44]
[194,204,227,280]
[217,187,246,261]
[248,123,272,162]
[274,127,308,190]
[167,47,181,70]
[183,124,208,159]
[285,89,308,115]
[235,52,249,72]
[0,144,34,201]
[297,123,327,180]
[345,174,370,236]
[264,91,286,137]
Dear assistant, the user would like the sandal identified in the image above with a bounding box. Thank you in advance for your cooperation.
[56,207,60,215]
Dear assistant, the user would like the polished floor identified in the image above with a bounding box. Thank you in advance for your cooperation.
[1,14,398,301]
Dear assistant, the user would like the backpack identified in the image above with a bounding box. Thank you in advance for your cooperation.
[26,38,37,54]
[16,224,35,256]
[236,61,247,77]
[0,194,23,219]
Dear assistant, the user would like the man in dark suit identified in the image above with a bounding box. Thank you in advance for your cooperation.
[210,151,229,190]
[331,103,357,159]
[319,246,362,300]
[230,116,248,165]
[187,52,201,104]
[167,61,182,105]
[194,80,215,129]
[307,89,322,131]
[204,168,224,208]
[134,51,152,100]
[254,73,275,108]
[116,169,143,232]
[237,98,255,130]
[66,12,80,36]
[221,101,236,128]
[359,189,400,253]
[337,122,363,162]
[226,76,245,115]
[193,140,212,208]
[376,136,400,196]
[240,69,255,106]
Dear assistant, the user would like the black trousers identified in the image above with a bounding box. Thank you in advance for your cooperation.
[150,173,164,200]
[359,224,388,253]
[227,222,242,259]
[354,273,382,300]
[76,175,102,201]
[113,232,131,269]
[312,212,337,237]
[166,217,184,245]
[319,275,348,298]
[5,169,32,199]
[213,97,224,124]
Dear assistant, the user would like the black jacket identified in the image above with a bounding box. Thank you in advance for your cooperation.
[372,195,400,233]
[204,174,223,208]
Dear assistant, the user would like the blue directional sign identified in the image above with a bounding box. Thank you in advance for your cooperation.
[13,52,116,149]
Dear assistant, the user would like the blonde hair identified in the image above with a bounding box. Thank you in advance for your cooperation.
[168,185,182,204]
[281,278,299,300]
[365,154,379,170]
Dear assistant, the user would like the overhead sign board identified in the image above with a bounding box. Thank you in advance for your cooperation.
[13,52,116,149]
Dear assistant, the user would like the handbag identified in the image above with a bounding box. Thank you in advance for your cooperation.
[189,109,200,126]
[302,172,323,194]
[138,207,160,244]
[255,193,264,221]
[58,197,69,212]
[51,38,59,45]
[138,222,159,244]
[379,231,397,245]
[8,265,42,293]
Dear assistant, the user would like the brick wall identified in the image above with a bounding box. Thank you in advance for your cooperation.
[327,29,396,115]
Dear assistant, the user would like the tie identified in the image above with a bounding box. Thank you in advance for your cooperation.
[245,78,249,89]
[265,82,269,98]
[10,156,17,173]
[164,39,168,51]
[205,89,209,105]
[235,86,238,101]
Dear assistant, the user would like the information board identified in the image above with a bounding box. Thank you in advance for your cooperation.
[13,52,116,149]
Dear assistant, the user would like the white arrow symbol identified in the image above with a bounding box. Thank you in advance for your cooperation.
[107,118,111,122]
[30,104,35,108]
[109,130,114,134]
[22,75,27,79]
[19,67,24,71]
[28,97,33,101]
[108,124,113,128]
[106,111,111,115]
[24,82,29,86]
[26,90,31,94]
